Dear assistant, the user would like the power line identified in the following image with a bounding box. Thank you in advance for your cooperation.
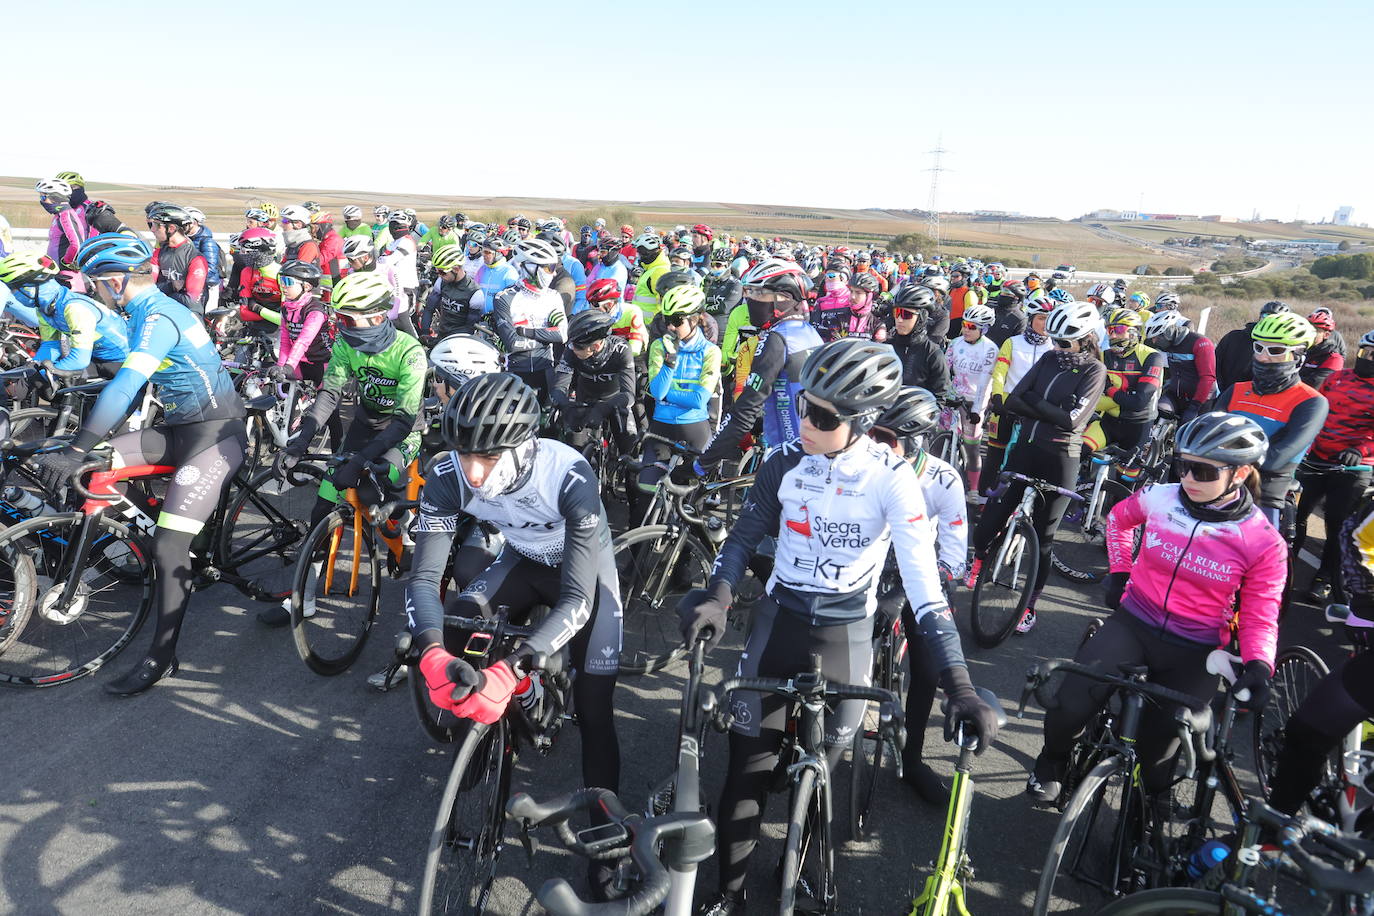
[924,140,948,255]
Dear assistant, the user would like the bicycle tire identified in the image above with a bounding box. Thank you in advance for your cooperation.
[929,429,958,472]
[216,467,322,599]
[613,524,714,675]
[1052,480,1132,583]
[8,406,80,442]
[1034,755,1152,915]
[850,624,900,841]
[779,765,835,915]
[418,720,511,915]
[290,505,380,676]
[1093,887,1222,914]
[0,512,153,688]
[410,658,462,745]
[970,519,1038,649]
[1253,644,1332,799]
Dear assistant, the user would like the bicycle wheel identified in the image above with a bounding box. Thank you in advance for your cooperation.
[1052,480,1133,583]
[850,623,900,841]
[779,766,835,915]
[613,524,714,675]
[1253,645,1332,799]
[290,505,380,676]
[1094,887,1222,914]
[411,659,463,745]
[0,513,153,687]
[418,720,510,915]
[929,428,957,471]
[217,467,322,599]
[1034,756,1152,915]
[9,406,80,442]
[970,519,1038,649]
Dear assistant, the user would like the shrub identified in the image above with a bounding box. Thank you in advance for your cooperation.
[890,231,936,253]
[1163,266,1194,276]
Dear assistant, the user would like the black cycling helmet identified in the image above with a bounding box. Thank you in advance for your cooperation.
[1260,300,1290,317]
[893,283,936,311]
[874,386,940,437]
[656,268,700,300]
[1175,411,1268,467]
[536,230,568,257]
[849,273,880,294]
[148,203,194,229]
[438,214,456,230]
[441,372,542,454]
[279,259,323,285]
[799,339,903,425]
[566,308,616,346]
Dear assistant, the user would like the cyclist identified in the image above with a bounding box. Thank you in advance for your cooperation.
[689,223,714,270]
[552,308,637,457]
[1144,308,1216,423]
[338,206,371,240]
[0,251,130,378]
[702,248,743,322]
[370,205,391,245]
[543,230,587,312]
[629,231,671,320]
[1212,311,1328,539]
[1027,412,1283,801]
[181,208,223,310]
[982,297,1054,500]
[812,263,853,341]
[406,372,623,897]
[677,340,998,914]
[1082,308,1165,461]
[309,211,346,293]
[538,231,580,315]
[945,302,998,494]
[341,234,412,336]
[419,243,485,340]
[888,284,952,399]
[377,209,420,329]
[680,259,821,478]
[640,286,721,500]
[587,235,629,294]
[867,385,970,803]
[459,226,487,277]
[491,238,567,405]
[1215,300,1289,391]
[280,205,321,266]
[476,234,520,308]
[1300,307,1345,389]
[586,277,648,358]
[986,280,1027,348]
[148,204,209,315]
[969,301,1107,633]
[921,275,952,340]
[35,178,89,285]
[1297,328,1374,603]
[265,272,426,630]
[33,233,246,696]
[945,265,979,340]
[842,273,887,341]
[418,214,461,258]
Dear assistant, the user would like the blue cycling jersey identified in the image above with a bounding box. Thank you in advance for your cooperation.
[7,279,130,369]
[80,287,243,447]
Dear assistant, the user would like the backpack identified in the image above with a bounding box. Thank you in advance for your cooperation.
[85,200,127,236]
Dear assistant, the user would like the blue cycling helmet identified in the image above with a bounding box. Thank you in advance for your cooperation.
[76,232,153,275]
[1048,287,1074,303]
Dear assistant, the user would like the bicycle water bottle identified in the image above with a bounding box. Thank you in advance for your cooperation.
[3,485,55,517]
[1186,839,1230,881]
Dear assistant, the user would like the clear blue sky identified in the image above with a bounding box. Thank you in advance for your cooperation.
[8,0,1369,224]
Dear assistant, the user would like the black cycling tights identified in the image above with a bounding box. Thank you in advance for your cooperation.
[1037,608,1216,794]
[297,359,344,451]
[972,438,1077,601]
[110,419,246,666]
[900,605,941,776]
[1269,652,1374,816]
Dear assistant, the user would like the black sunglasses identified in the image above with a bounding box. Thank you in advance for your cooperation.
[1174,458,1230,483]
[796,393,848,431]
[1052,337,1076,349]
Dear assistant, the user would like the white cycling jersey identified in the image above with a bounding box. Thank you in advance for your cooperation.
[914,449,968,577]
[946,335,997,413]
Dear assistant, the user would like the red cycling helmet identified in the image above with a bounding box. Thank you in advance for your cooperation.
[586,278,622,305]
[1307,308,1335,332]
[691,223,713,240]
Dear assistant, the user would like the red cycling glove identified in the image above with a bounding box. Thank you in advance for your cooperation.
[418,646,481,712]
[450,659,521,724]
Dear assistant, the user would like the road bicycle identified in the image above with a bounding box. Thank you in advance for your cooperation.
[849,604,908,841]
[701,653,902,915]
[906,687,1007,916]
[1051,444,1161,584]
[928,399,972,482]
[413,606,573,916]
[968,471,1084,648]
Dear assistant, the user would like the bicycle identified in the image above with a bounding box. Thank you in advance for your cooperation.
[968,470,1084,648]
[906,687,1007,916]
[849,602,908,841]
[1093,797,1374,915]
[701,653,902,915]
[506,787,714,916]
[414,605,573,916]
[1051,444,1159,584]
[1294,458,1374,603]
[0,434,319,687]
[613,433,755,675]
[283,453,423,676]
[928,399,971,482]
[1021,655,1249,914]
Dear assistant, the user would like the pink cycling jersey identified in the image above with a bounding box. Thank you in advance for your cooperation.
[1106,483,1285,669]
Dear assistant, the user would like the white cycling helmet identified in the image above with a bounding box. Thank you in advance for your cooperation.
[430,334,503,387]
[1087,282,1116,304]
[373,205,390,219]
[280,205,311,224]
[342,235,374,259]
[961,303,995,328]
[35,178,73,197]
[184,207,206,225]
[342,205,363,220]
[1144,309,1191,341]
[922,276,950,294]
[1046,301,1101,340]
[512,238,560,289]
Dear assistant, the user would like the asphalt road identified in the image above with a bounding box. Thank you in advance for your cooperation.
[0,499,1348,915]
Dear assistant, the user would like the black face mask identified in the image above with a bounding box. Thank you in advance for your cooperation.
[636,247,657,263]
[1250,358,1300,394]
[746,296,772,328]
[600,250,618,265]
[1355,357,1374,379]
[340,321,397,354]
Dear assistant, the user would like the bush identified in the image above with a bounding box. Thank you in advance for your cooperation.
[1163,266,1194,276]
[562,207,638,233]
[1311,253,1374,280]
[890,231,936,254]
[1210,256,1267,273]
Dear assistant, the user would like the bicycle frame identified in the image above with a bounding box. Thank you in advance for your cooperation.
[320,459,424,597]
[909,725,980,916]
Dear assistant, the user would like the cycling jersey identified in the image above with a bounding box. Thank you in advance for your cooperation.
[560,253,587,310]
[189,225,222,287]
[492,285,566,371]
[700,316,821,465]
[1341,495,1374,618]
[1311,370,1374,464]
[1098,342,1165,422]
[630,251,670,318]
[1300,338,1344,389]
[46,204,89,268]
[987,304,1025,349]
[78,287,244,448]
[912,449,968,577]
[720,302,753,369]
[338,223,373,241]
[991,332,1050,403]
[408,440,619,667]
[7,280,129,369]
[476,259,519,310]
[1214,324,1255,391]
[1106,483,1285,669]
[378,233,418,291]
[277,294,332,371]
[946,285,978,335]
[553,334,635,412]
[946,335,997,414]
[602,301,648,358]
[586,259,628,299]
[1155,330,1217,408]
[421,275,486,337]
[702,275,742,319]
[646,330,721,426]
[710,438,953,631]
[1003,353,1106,456]
[890,330,953,399]
[152,240,208,312]
[317,229,345,288]
[1215,379,1328,508]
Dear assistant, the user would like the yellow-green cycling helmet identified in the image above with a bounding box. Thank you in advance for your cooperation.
[1251,312,1315,348]
[659,284,706,318]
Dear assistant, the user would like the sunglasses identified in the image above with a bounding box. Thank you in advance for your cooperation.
[1174,458,1231,483]
[868,427,899,448]
[744,287,790,303]
[1107,324,1135,335]
[336,310,389,328]
[961,321,981,330]
[796,393,848,431]
[1252,341,1297,357]
[278,275,301,288]
[1052,337,1076,349]
[894,307,918,320]
[665,315,689,326]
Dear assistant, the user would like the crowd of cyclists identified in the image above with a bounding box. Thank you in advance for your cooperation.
[2,172,1373,913]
